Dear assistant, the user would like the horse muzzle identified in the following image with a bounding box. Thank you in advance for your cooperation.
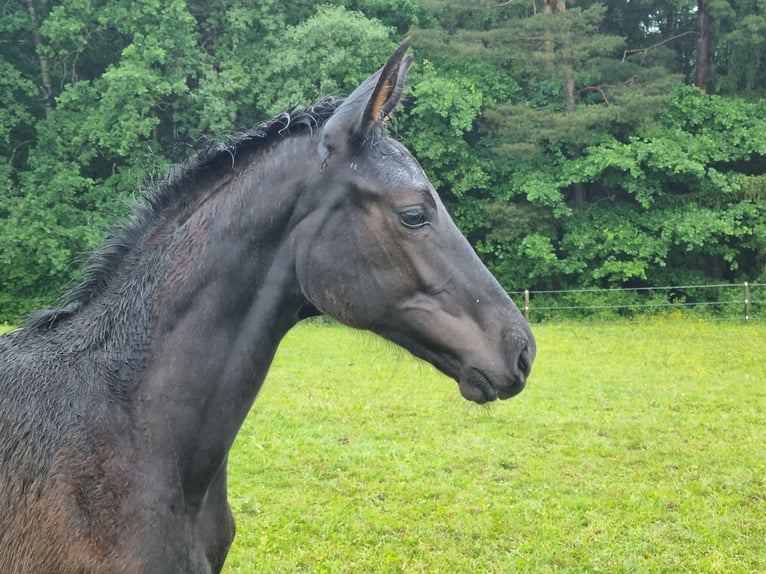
[457,334,535,404]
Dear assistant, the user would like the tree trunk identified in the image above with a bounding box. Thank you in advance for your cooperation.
[542,0,567,70]
[696,0,711,92]
[24,0,54,118]
[542,0,575,108]
[543,0,555,70]
[564,63,576,111]
[544,0,582,205]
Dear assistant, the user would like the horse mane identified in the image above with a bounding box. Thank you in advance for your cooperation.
[24,96,344,332]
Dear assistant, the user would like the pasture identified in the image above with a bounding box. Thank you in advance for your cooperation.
[223,318,765,573]
[1,318,762,571]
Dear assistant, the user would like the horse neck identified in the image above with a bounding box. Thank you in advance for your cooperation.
[135,135,315,504]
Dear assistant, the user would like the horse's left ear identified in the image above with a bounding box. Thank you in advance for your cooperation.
[320,39,413,158]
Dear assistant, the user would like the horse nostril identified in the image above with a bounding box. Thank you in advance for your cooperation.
[517,346,532,378]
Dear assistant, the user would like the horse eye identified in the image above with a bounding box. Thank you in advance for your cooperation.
[399,208,429,229]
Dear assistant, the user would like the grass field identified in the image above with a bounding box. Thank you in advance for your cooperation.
[2,318,763,571]
[222,318,765,573]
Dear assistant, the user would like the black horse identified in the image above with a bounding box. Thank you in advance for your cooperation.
[0,40,534,572]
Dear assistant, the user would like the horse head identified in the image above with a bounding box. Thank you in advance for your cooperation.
[294,39,535,404]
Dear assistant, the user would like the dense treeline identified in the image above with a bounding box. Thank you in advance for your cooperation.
[2,0,765,321]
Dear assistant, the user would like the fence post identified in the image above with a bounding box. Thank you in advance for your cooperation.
[744,282,750,321]
[524,289,530,322]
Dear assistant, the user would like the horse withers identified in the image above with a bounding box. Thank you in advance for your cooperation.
[0,39,535,572]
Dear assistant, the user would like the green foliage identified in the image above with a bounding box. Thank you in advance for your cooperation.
[2,1,766,321]
[0,1,397,321]
[399,59,491,205]
[332,0,431,33]
[712,0,766,94]
[0,60,36,149]
[482,83,766,293]
[253,6,395,115]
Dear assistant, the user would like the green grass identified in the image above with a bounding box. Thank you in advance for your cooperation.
[3,317,763,571]
[223,318,765,573]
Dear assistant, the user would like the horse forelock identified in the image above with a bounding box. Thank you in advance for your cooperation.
[24,97,346,333]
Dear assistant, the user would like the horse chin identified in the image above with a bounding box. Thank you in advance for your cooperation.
[372,327,527,405]
[458,368,526,404]
[458,368,498,404]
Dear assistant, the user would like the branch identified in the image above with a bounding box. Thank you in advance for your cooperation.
[9,140,35,167]
[576,77,637,106]
[490,0,515,6]
[623,31,697,63]
[577,85,610,106]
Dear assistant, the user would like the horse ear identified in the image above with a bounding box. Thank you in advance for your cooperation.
[361,38,413,132]
[320,39,412,158]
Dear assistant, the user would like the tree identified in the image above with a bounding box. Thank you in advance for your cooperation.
[407,1,764,295]
[2,0,766,321]
[0,1,399,321]
[712,0,766,95]
[252,6,395,115]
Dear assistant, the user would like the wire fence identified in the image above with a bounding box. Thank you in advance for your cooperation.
[508,282,764,322]
[2,283,764,324]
